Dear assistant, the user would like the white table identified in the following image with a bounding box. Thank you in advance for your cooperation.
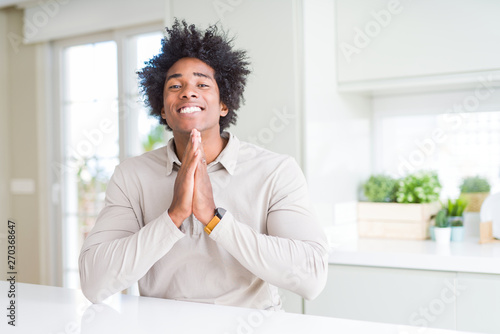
[0,281,479,334]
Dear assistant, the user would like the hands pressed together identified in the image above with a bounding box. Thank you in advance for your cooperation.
[168,129,216,228]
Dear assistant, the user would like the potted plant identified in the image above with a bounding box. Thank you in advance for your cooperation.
[358,171,441,240]
[459,176,490,212]
[362,174,398,202]
[447,198,467,242]
[434,208,451,244]
[395,171,441,204]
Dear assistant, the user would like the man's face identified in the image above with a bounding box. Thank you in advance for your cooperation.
[161,57,228,136]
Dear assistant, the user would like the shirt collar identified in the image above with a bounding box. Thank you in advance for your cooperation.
[165,131,240,176]
[165,139,181,176]
[212,131,239,175]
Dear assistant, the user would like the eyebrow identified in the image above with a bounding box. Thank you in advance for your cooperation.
[166,72,213,82]
[193,72,211,79]
[166,73,182,82]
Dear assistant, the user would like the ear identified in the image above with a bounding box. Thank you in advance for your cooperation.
[160,107,166,119]
[220,102,228,117]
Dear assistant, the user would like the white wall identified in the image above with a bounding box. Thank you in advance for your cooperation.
[2,8,41,284]
[166,0,304,164]
[303,0,372,236]
[0,9,11,276]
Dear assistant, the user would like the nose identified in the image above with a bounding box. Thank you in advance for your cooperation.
[180,84,198,99]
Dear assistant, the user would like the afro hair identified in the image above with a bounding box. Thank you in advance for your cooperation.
[137,19,251,132]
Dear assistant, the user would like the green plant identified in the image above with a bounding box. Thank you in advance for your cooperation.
[460,176,490,193]
[434,209,449,228]
[449,217,463,227]
[363,174,398,202]
[73,156,109,237]
[142,124,165,152]
[396,171,441,204]
[446,198,467,217]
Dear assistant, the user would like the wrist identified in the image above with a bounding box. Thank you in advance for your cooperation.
[168,208,184,228]
[204,208,226,235]
[200,207,217,226]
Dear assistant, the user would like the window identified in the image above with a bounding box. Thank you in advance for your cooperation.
[54,25,165,288]
[376,110,500,199]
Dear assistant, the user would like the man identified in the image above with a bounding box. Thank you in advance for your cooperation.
[79,20,328,310]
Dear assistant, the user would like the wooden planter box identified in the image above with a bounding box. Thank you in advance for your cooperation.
[357,202,441,240]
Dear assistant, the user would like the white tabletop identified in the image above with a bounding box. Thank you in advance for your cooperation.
[0,282,478,334]
[329,238,500,274]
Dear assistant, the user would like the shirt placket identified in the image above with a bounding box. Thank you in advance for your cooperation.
[192,215,202,236]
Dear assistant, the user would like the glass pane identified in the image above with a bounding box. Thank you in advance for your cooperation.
[378,111,500,199]
[64,42,118,102]
[61,40,119,289]
[65,100,119,158]
[136,32,163,69]
[125,31,169,157]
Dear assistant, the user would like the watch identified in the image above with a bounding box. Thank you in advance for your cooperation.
[204,207,226,235]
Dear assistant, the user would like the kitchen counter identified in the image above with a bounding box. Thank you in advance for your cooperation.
[0,281,480,334]
[329,237,500,274]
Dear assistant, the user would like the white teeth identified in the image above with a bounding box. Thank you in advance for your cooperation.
[179,106,201,114]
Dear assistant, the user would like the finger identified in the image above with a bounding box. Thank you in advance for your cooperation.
[191,129,200,150]
[193,156,215,225]
[197,136,208,162]
[187,149,201,174]
[180,130,199,170]
[195,149,210,189]
[184,129,198,157]
[187,130,203,166]
[193,130,202,155]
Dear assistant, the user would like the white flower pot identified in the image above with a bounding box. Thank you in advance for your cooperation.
[434,227,451,244]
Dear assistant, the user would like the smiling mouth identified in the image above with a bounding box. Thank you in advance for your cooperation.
[178,106,203,114]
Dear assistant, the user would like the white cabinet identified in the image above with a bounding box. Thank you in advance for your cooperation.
[304,265,456,329]
[456,272,500,334]
[302,264,500,333]
[279,289,303,314]
[335,0,500,91]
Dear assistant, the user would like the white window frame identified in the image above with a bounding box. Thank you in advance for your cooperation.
[49,22,164,287]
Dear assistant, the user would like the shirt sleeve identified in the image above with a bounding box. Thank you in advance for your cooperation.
[209,156,329,300]
[78,165,185,303]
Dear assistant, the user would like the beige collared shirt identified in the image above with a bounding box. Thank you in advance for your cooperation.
[79,132,328,310]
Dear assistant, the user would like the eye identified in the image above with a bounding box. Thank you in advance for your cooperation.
[198,83,209,88]
[168,85,181,90]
